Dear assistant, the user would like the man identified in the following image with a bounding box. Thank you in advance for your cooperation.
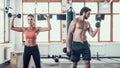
[67,7,101,68]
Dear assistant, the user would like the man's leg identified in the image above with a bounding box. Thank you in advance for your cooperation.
[70,41,83,68]
[82,42,91,68]
[72,62,78,68]
[70,50,80,68]
[84,60,90,68]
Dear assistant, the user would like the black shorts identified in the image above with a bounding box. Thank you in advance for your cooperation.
[70,41,91,62]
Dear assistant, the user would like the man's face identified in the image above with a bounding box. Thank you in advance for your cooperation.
[84,11,91,19]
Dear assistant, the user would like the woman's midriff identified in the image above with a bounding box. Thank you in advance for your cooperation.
[25,39,37,46]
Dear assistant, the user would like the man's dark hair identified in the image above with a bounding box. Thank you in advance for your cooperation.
[28,14,34,17]
[80,7,91,15]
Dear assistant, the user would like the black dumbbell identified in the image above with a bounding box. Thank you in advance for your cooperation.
[47,55,50,58]
[95,14,105,21]
[57,14,66,20]
[67,53,71,57]
[5,7,9,13]
[8,13,21,18]
[63,47,71,57]
[22,41,25,46]
[95,23,100,28]
[59,55,61,58]
[37,14,52,20]
[52,55,59,62]
[63,47,67,53]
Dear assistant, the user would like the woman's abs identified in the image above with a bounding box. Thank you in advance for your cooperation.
[25,39,37,46]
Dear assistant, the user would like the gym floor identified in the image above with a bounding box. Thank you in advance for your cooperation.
[0,58,120,68]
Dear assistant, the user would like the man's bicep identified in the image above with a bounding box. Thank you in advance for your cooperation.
[88,25,94,36]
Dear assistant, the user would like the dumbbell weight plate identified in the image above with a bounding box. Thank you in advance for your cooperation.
[17,14,21,18]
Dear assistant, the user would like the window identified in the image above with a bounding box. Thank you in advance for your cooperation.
[36,3,48,13]
[113,2,120,41]
[0,0,5,43]
[100,15,110,41]
[113,3,120,13]
[85,2,97,13]
[23,3,35,14]
[49,2,61,41]
[87,15,98,41]
[22,1,119,42]
[99,2,110,13]
[36,2,49,42]
[36,18,49,42]
[0,11,4,42]
[85,2,98,42]
[49,2,61,14]
[113,15,120,41]
[72,2,84,13]
[50,15,61,41]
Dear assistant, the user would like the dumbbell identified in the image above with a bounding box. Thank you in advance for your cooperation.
[22,41,25,46]
[52,55,59,62]
[47,55,50,58]
[57,14,66,20]
[95,14,105,28]
[37,14,52,20]
[95,22,100,28]
[8,13,21,18]
[63,47,67,53]
[63,47,71,57]
[7,7,21,18]
[95,14,105,21]
[0,7,9,13]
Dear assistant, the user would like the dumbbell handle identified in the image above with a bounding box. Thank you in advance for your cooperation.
[96,20,101,23]
[12,14,18,18]
[8,13,21,18]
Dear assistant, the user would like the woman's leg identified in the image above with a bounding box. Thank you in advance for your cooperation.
[23,46,31,68]
[32,46,41,68]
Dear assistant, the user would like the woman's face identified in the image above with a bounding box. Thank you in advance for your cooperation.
[28,16,35,27]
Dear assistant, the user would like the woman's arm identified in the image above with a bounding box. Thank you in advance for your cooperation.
[11,15,25,32]
[37,15,51,32]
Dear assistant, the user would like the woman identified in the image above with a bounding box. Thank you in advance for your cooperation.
[11,14,51,68]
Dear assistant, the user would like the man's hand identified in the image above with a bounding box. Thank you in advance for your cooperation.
[67,47,71,53]
[95,20,101,28]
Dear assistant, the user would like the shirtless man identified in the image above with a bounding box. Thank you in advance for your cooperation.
[11,14,51,68]
[67,7,100,68]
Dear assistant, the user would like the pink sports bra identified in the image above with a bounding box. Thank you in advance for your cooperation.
[25,27,37,39]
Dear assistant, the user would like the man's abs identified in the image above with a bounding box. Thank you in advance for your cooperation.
[73,29,87,42]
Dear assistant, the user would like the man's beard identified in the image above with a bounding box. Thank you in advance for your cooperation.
[84,16,88,19]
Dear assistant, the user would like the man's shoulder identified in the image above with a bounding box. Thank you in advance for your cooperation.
[85,21,90,25]
[73,17,79,22]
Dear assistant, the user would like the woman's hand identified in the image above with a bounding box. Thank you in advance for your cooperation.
[43,14,49,19]
[12,14,17,19]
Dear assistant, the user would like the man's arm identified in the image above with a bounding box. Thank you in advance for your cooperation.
[11,15,25,32]
[67,20,76,53]
[37,15,51,32]
[88,22,100,37]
